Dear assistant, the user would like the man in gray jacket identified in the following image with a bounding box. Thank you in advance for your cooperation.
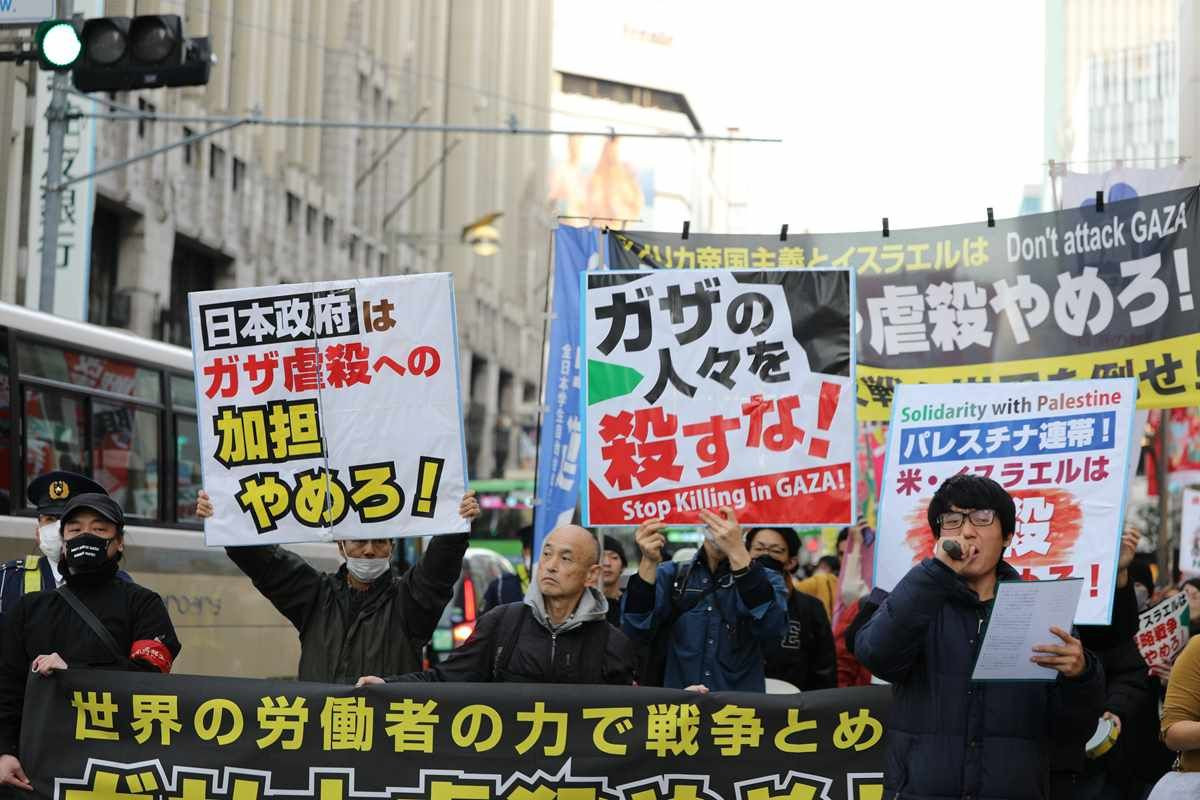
[358,525,637,686]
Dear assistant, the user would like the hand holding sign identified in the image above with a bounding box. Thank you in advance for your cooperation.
[698,507,749,570]
[635,519,668,582]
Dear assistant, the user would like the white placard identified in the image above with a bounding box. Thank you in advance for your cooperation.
[876,378,1137,625]
[1180,488,1200,576]
[189,274,469,545]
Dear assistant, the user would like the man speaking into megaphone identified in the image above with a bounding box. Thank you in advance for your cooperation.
[854,473,1104,800]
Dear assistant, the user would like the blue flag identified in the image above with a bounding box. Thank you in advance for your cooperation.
[534,226,601,551]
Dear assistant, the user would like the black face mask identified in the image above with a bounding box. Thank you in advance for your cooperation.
[755,554,787,573]
[64,533,117,574]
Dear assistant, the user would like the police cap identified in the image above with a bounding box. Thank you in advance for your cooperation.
[25,471,107,517]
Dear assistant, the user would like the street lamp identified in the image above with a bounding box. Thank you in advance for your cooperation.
[461,212,503,257]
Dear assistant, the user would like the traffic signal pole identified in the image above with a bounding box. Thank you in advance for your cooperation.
[37,0,72,313]
[38,67,70,313]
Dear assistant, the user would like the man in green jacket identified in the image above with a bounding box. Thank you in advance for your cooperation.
[197,489,479,683]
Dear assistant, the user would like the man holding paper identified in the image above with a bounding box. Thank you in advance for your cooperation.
[855,474,1104,800]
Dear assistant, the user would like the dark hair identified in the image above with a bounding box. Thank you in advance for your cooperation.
[837,527,851,544]
[927,474,1016,539]
[817,555,841,575]
[745,527,801,559]
[600,537,628,567]
[1128,559,1154,596]
[1183,577,1200,593]
[516,525,534,551]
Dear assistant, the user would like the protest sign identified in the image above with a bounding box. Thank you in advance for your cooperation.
[1135,591,1190,668]
[21,669,890,800]
[581,269,854,526]
[534,227,601,551]
[874,377,1137,624]
[1180,488,1200,576]
[189,274,468,545]
[609,186,1200,422]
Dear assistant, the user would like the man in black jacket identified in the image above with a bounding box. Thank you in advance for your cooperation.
[855,474,1104,800]
[746,527,836,690]
[196,489,479,684]
[0,493,181,791]
[358,524,636,686]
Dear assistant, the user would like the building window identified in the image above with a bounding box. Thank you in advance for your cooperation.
[306,205,317,236]
[182,127,195,165]
[365,244,374,268]
[286,193,299,226]
[88,207,121,327]
[348,235,358,259]
[166,237,222,347]
[209,144,225,182]
[323,215,334,245]
[232,157,245,192]
[137,98,155,139]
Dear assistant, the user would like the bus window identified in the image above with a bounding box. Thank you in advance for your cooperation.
[23,387,87,477]
[176,414,201,522]
[92,401,159,519]
[170,375,196,409]
[24,341,160,401]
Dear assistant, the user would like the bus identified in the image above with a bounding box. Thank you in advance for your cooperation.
[0,300,341,678]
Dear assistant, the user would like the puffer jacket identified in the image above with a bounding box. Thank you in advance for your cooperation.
[390,583,636,684]
[855,558,1105,800]
[226,532,467,684]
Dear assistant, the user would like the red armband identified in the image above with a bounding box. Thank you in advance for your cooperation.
[130,639,173,673]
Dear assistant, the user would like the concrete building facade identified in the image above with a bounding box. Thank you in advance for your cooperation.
[2,0,553,480]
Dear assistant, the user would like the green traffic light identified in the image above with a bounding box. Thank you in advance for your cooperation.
[36,20,82,70]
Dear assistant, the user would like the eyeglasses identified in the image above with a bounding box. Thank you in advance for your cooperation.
[750,544,789,558]
[938,509,996,530]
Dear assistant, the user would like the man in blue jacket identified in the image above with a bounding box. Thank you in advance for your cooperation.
[855,474,1104,800]
[622,507,788,691]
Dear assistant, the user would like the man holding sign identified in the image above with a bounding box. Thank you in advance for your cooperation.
[188,274,480,683]
[197,490,479,684]
[855,474,1104,800]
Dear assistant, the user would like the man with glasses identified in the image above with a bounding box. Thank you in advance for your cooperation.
[855,473,1104,800]
[746,527,836,690]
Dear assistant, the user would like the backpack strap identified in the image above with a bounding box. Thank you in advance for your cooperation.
[491,603,528,679]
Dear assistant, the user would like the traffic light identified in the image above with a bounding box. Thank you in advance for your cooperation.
[35,19,83,71]
[72,15,212,92]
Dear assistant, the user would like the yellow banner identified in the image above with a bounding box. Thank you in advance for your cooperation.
[858,332,1200,421]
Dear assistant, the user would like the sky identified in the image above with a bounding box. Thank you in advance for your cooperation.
[554,1,1048,235]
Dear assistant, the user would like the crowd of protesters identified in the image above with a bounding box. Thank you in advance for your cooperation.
[4,468,1200,798]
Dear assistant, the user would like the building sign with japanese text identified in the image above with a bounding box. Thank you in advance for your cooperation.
[1134,591,1190,669]
[581,269,853,526]
[188,274,469,545]
[874,378,1137,625]
[20,669,890,800]
[608,187,1200,422]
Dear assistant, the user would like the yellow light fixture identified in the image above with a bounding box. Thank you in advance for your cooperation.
[461,212,503,257]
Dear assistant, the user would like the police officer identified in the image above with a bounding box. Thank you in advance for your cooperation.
[0,492,181,791]
[0,471,116,621]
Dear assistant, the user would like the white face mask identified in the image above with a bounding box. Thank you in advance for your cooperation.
[345,556,390,582]
[37,521,62,563]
